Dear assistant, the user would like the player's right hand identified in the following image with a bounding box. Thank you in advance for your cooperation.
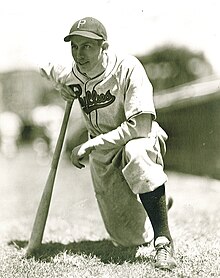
[39,65,76,102]
[60,86,76,102]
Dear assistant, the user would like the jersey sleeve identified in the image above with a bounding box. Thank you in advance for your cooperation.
[84,113,152,151]
[123,57,156,120]
[82,116,167,152]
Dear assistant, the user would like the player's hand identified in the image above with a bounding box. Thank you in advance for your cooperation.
[71,142,95,169]
[39,65,76,102]
[60,87,76,102]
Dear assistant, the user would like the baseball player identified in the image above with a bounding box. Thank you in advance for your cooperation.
[45,17,177,270]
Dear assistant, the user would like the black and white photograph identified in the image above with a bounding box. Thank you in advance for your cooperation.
[1,0,220,277]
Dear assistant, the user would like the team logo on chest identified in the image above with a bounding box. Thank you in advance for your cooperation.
[69,84,116,114]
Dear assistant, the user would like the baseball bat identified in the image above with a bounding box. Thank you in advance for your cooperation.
[26,100,73,256]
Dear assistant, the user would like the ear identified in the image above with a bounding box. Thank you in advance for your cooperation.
[101,41,109,51]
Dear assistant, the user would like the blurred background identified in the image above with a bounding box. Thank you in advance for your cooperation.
[1,0,220,178]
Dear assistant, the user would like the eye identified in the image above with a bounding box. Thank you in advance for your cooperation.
[83,44,91,49]
[71,44,78,50]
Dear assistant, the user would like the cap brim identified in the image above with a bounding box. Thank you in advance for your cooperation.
[64,31,103,42]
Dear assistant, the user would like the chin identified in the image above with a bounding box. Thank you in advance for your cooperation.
[78,65,90,74]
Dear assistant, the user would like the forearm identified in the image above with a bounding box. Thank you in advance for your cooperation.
[85,113,152,151]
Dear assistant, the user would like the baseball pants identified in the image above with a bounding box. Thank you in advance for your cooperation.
[89,128,167,246]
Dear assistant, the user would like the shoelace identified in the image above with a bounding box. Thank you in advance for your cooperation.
[155,244,171,261]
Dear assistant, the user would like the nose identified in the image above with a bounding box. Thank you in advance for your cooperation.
[75,47,84,60]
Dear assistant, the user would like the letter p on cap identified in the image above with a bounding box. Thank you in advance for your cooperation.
[77,19,86,29]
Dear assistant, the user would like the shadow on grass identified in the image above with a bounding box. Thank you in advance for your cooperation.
[8,239,142,264]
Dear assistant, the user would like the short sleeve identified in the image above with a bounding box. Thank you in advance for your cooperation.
[123,57,156,120]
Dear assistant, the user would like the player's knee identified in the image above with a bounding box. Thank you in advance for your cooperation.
[124,139,145,158]
[124,137,158,163]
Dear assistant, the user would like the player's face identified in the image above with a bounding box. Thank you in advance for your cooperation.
[70,36,104,76]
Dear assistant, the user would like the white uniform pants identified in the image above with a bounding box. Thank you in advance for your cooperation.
[122,136,168,194]
[89,128,167,247]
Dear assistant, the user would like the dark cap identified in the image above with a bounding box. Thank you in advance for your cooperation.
[64,17,107,42]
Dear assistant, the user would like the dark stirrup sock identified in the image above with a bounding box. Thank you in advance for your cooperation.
[139,184,172,244]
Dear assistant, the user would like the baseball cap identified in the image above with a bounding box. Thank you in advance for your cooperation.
[64,17,107,42]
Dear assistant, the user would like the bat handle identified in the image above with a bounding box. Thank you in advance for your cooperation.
[51,101,73,170]
[26,100,73,256]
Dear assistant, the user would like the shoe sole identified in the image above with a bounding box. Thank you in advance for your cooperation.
[155,262,177,271]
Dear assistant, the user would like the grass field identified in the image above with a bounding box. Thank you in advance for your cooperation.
[0,145,220,277]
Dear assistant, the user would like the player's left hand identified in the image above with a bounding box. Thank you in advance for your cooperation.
[71,142,95,169]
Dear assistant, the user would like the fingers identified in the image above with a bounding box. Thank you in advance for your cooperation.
[61,92,72,102]
[40,66,76,102]
[71,147,85,169]
[40,65,70,89]
[60,87,75,102]
[39,68,50,80]
[50,66,56,80]
[63,85,76,98]
[73,160,85,169]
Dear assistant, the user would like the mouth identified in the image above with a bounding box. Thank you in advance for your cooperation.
[77,61,89,66]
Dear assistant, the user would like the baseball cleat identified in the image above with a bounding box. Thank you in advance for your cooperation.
[154,236,177,270]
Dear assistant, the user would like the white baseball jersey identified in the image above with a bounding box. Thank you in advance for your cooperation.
[66,51,156,144]
[66,51,167,246]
